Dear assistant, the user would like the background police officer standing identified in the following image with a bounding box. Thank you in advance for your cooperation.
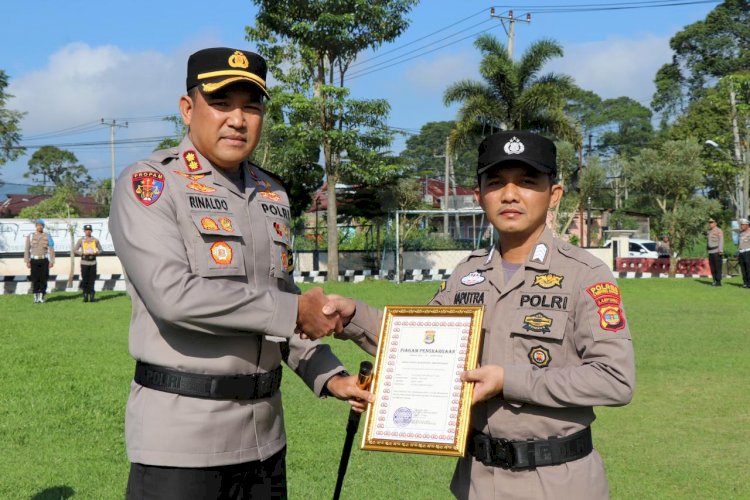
[327,131,636,499]
[707,218,724,286]
[738,218,750,288]
[74,223,102,302]
[110,47,368,499]
[24,219,55,303]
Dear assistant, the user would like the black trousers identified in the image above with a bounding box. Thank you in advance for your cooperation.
[80,263,97,294]
[708,253,723,283]
[739,252,750,286]
[126,448,287,500]
[30,259,49,294]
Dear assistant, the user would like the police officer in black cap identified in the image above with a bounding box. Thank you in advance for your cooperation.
[111,47,367,499]
[74,224,102,302]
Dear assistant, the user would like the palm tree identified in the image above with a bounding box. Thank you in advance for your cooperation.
[443,35,580,150]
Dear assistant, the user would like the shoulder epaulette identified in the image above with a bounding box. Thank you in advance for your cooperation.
[147,147,179,166]
[252,164,288,188]
[557,241,604,269]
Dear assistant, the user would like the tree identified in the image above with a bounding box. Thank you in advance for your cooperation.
[154,115,186,151]
[596,97,655,158]
[89,178,113,217]
[399,121,480,187]
[0,70,26,171]
[247,0,417,280]
[651,0,750,123]
[625,139,720,276]
[443,35,579,150]
[24,146,92,194]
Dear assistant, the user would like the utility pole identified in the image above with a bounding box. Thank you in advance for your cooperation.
[100,119,128,201]
[444,137,450,235]
[728,84,749,218]
[490,8,531,59]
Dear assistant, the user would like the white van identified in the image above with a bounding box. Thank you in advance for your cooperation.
[603,239,659,258]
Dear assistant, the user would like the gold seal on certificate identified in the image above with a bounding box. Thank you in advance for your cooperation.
[361,305,484,457]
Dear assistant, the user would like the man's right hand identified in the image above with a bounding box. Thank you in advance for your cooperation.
[296,287,343,340]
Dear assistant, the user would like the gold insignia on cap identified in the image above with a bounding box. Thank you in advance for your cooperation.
[504,136,525,155]
[228,51,249,69]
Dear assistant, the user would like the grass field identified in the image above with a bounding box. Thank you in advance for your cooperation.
[0,278,748,499]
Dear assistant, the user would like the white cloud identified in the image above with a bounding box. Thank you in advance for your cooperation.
[402,50,480,93]
[8,42,186,133]
[546,35,673,105]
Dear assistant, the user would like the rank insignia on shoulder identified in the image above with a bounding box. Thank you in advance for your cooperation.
[528,346,551,367]
[531,243,548,264]
[210,241,233,265]
[201,217,219,231]
[532,273,564,289]
[132,171,164,206]
[183,150,202,172]
[460,271,485,286]
[522,312,553,333]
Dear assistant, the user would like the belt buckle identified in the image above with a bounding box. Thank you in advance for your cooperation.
[473,435,494,466]
[492,438,514,468]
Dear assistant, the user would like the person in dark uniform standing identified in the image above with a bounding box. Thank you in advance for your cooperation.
[110,47,369,499]
[74,224,102,302]
[707,218,724,286]
[24,219,55,303]
[737,218,750,288]
[327,131,636,499]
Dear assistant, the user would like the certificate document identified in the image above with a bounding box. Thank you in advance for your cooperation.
[362,305,484,457]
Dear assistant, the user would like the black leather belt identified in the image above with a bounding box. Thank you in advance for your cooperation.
[134,361,282,400]
[468,427,593,470]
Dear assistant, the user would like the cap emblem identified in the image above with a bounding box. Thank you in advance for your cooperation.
[228,51,249,69]
[503,137,525,155]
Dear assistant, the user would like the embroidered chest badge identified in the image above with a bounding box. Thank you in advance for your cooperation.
[528,346,551,368]
[174,170,216,193]
[522,312,553,333]
[132,171,164,206]
[532,273,564,289]
[460,271,485,286]
[210,241,233,265]
[218,217,235,233]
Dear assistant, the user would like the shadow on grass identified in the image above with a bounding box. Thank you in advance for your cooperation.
[44,291,128,303]
[31,485,75,499]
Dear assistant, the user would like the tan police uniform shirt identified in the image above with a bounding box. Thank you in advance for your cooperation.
[24,231,55,265]
[109,135,346,467]
[338,228,635,499]
[74,236,102,266]
[707,227,724,254]
[739,228,750,252]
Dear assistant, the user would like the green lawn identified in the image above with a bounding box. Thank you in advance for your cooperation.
[0,278,748,499]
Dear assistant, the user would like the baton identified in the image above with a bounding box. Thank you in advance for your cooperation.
[332,361,373,500]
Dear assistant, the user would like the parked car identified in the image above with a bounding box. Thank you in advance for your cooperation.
[603,239,659,258]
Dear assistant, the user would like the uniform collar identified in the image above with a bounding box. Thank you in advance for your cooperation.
[492,226,554,298]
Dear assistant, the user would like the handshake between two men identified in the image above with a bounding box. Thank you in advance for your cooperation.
[295,287,372,412]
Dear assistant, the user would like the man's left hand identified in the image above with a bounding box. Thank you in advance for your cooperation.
[461,365,505,404]
[325,374,374,413]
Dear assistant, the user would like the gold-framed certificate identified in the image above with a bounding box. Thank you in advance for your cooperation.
[361,305,484,457]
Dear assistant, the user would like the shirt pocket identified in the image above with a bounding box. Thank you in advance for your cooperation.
[510,308,568,368]
[265,217,293,279]
[190,216,246,278]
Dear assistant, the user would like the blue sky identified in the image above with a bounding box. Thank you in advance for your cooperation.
[0,0,721,193]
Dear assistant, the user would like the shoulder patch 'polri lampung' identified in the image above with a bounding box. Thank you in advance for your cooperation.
[586,282,626,332]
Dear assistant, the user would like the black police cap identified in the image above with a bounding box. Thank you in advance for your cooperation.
[477,131,557,177]
[186,47,269,98]
[83,224,92,231]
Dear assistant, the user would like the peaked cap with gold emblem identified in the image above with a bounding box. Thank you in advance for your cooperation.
[186,47,269,98]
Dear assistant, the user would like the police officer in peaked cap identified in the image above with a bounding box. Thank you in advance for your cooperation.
[324,130,636,499]
[110,47,371,499]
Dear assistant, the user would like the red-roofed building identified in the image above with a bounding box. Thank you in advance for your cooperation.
[0,194,102,218]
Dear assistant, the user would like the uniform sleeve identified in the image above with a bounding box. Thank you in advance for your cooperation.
[96,239,103,254]
[285,335,347,396]
[74,238,82,255]
[719,230,724,253]
[503,266,635,408]
[109,165,299,339]
[47,237,55,265]
[24,235,30,263]
[334,300,382,356]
